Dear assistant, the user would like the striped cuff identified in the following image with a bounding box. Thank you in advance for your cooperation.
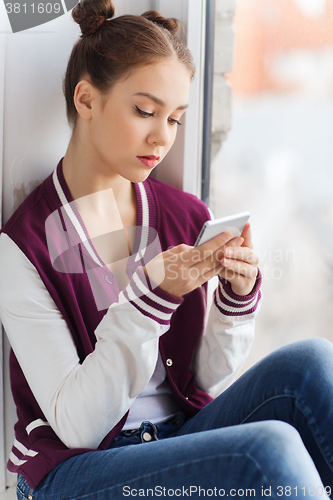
[121,266,184,325]
[9,438,38,468]
[215,269,262,317]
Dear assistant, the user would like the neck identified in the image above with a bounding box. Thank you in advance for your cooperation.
[62,130,134,213]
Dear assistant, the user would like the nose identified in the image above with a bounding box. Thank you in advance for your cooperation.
[147,121,172,147]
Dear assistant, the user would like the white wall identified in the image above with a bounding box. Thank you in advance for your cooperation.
[0,0,206,489]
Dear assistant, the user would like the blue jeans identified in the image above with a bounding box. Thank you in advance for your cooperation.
[16,338,333,499]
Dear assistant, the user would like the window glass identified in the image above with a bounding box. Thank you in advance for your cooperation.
[210,0,333,371]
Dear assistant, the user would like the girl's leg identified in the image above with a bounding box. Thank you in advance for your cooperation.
[18,420,324,500]
[178,337,333,489]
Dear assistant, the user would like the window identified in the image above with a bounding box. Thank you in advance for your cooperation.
[210,0,333,372]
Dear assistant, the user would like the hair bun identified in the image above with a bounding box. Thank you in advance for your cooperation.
[142,11,179,35]
[72,0,115,37]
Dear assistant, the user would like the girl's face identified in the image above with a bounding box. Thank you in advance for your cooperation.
[88,58,191,183]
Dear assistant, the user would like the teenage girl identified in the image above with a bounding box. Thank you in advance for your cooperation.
[0,1,333,499]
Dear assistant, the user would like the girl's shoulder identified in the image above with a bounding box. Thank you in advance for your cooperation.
[2,182,45,233]
[1,171,53,249]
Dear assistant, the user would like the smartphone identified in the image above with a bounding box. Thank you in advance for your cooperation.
[194,211,250,247]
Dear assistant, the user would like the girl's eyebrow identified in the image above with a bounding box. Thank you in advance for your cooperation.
[133,92,188,110]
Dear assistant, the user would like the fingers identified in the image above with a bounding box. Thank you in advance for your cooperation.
[220,258,258,281]
[195,231,234,255]
[223,246,259,267]
[165,233,234,270]
[163,244,193,263]
[215,236,244,261]
[167,244,192,254]
[196,235,243,265]
[200,262,224,284]
[221,246,258,279]
[169,233,241,266]
[240,222,253,249]
[165,235,247,282]
[152,229,258,298]
[219,240,259,296]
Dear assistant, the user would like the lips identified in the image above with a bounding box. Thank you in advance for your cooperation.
[137,156,160,168]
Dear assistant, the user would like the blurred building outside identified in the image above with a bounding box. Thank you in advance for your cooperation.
[210,0,333,375]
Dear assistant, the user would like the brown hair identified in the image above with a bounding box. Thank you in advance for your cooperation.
[63,0,195,129]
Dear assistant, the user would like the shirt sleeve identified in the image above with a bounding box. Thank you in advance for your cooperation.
[0,233,183,450]
[193,272,262,398]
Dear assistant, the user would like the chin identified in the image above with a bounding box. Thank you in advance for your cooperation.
[127,169,156,184]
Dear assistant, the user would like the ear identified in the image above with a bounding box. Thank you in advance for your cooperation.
[73,80,97,121]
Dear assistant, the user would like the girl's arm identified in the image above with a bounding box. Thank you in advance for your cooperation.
[192,223,262,396]
[143,223,262,396]
[192,271,262,397]
[0,233,183,450]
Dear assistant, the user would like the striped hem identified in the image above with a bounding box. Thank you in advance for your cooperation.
[120,267,183,325]
[215,269,262,317]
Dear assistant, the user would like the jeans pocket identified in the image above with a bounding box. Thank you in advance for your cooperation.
[16,474,33,500]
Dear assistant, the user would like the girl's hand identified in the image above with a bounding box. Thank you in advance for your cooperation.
[144,232,243,298]
[219,223,259,296]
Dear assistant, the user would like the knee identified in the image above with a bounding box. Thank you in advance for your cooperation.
[268,337,333,382]
[260,419,300,442]
[246,421,315,477]
[289,337,333,378]
[296,336,332,356]
[251,420,302,456]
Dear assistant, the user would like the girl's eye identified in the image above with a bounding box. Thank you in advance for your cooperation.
[168,118,182,126]
[135,105,182,126]
[135,106,153,118]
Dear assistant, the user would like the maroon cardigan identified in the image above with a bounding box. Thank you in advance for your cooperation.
[1,159,218,488]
